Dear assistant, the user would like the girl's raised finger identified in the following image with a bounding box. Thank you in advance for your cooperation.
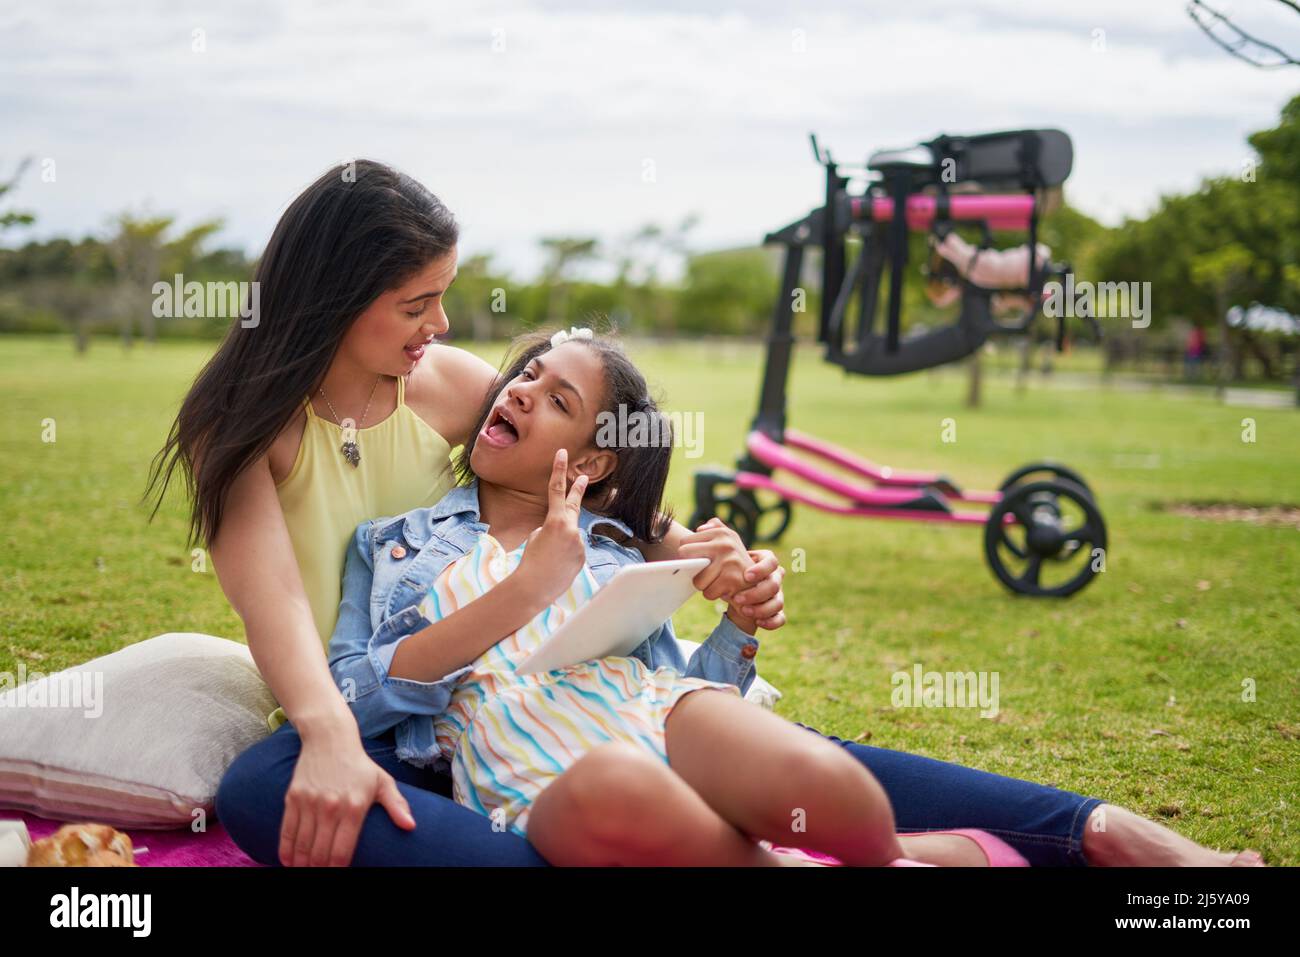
[565,473,589,514]
[547,449,569,515]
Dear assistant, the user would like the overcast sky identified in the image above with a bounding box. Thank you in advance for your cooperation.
[4,0,1298,279]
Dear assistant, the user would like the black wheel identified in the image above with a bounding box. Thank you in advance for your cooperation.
[697,491,761,547]
[984,478,1106,597]
[691,484,790,547]
[690,468,736,535]
[998,461,1094,500]
[749,491,794,545]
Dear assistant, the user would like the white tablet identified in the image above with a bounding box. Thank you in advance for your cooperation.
[516,558,709,675]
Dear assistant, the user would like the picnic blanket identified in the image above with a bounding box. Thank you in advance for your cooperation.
[2,809,261,867]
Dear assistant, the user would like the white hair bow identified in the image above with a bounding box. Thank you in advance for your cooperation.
[550,326,594,348]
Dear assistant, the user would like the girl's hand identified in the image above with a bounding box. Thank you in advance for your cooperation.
[724,599,760,636]
[678,518,785,629]
[514,448,589,605]
[281,721,414,867]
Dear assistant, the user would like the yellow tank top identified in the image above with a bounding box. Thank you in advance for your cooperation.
[268,374,457,730]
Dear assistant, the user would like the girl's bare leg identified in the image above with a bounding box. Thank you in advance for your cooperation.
[528,703,999,866]
[526,741,794,866]
[664,689,905,866]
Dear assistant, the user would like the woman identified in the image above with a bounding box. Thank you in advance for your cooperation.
[148,160,1261,867]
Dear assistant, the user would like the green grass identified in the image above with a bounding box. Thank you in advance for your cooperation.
[2,333,1297,862]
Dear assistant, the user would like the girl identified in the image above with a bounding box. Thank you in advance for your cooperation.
[326,327,1029,866]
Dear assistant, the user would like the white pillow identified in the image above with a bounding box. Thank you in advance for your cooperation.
[0,633,276,829]
[673,637,783,710]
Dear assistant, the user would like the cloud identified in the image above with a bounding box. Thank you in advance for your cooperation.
[3,0,1296,277]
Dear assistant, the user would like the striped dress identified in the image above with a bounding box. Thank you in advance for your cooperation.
[420,533,740,839]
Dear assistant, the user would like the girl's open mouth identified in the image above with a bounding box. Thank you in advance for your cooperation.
[479,405,520,448]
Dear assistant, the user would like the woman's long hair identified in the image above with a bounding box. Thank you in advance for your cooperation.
[142,160,459,548]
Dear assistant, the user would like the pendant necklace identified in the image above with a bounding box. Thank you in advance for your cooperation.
[318,374,383,468]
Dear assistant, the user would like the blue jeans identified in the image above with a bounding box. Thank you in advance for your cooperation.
[217,719,1104,866]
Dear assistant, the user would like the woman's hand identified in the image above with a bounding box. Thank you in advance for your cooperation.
[678,518,786,630]
[280,720,414,867]
[514,449,589,605]
[730,549,786,631]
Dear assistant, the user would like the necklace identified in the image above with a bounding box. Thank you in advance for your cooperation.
[318,374,383,468]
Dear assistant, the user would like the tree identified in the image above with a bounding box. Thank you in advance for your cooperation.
[677,248,776,337]
[1093,95,1300,336]
[445,253,511,340]
[602,217,700,335]
[610,215,699,287]
[1190,243,1263,391]
[537,237,599,322]
[1187,0,1299,69]
[0,159,35,234]
[106,213,172,346]
[105,214,233,346]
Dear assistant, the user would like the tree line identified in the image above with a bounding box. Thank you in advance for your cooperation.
[1,97,1296,384]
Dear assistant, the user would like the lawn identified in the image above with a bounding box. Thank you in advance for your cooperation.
[2,333,1296,863]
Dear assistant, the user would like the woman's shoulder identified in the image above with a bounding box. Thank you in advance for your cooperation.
[405,342,498,447]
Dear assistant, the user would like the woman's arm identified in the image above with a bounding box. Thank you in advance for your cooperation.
[208,453,415,866]
[209,453,354,738]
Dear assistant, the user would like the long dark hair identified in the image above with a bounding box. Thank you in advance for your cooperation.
[143,160,459,548]
[454,326,675,544]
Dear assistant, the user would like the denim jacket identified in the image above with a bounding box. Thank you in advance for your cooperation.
[326,479,761,768]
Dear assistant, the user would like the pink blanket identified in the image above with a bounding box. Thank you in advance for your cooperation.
[4,809,262,867]
[6,809,847,867]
